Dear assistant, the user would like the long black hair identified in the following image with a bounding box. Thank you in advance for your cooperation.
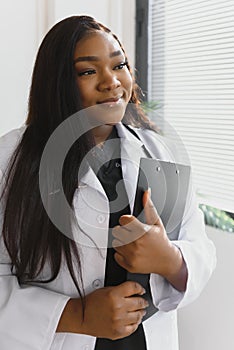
[1,16,156,303]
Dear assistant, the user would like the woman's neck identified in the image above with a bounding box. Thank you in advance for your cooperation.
[92,125,114,145]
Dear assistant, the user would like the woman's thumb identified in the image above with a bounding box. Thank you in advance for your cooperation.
[143,188,161,225]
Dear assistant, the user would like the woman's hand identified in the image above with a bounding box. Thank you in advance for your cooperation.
[81,281,148,339]
[57,281,149,340]
[112,189,188,291]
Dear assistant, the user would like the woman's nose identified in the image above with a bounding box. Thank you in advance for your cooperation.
[97,70,121,91]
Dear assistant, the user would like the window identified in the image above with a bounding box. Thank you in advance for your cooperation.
[136,0,234,215]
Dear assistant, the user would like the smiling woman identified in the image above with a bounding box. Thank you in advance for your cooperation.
[73,31,133,139]
[0,15,216,350]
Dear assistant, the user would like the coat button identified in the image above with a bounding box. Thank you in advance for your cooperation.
[92,279,102,289]
[96,214,106,224]
[115,162,121,168]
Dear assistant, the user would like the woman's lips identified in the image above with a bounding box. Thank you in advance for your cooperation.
[97,96,122,105]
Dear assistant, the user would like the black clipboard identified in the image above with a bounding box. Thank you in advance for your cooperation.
[127,158,191,320]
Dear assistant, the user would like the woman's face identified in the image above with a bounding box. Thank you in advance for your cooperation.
[74,30,133,125]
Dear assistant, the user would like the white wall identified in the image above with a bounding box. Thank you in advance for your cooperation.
[178,226,234,350]
[0,1,39,136]
[53,0,136,69]
[53,0,110,29]
[0,0,135,137]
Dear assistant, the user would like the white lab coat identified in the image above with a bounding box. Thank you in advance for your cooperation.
[0,123,216,350]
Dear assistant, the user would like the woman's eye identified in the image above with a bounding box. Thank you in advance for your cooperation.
[77,70,96,77]
[114,62,128,70]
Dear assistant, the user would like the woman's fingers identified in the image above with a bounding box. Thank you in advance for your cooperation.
[115,280,146,297]
[126,309,146,325]
[124,324,139,337]
[112,218,151,245]
[125,296,149,312]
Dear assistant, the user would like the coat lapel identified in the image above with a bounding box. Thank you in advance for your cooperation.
[77,123,150,216]
[78,164,107,198]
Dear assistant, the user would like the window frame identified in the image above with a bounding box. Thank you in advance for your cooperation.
[135,0,149,101]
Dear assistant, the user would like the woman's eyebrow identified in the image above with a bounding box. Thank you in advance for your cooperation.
[110,50,123,58]
[74,50,123,63]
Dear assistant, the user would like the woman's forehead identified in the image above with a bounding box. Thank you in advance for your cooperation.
[74,31,124,58]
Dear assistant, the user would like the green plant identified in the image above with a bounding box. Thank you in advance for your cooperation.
[141,100,164,135]
[199,204,234,233]
[141,100,162,114]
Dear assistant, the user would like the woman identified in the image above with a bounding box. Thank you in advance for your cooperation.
[0,16,216,350]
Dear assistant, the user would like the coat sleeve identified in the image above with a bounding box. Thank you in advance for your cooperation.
[149,181,216,312]
[0,169,70,350]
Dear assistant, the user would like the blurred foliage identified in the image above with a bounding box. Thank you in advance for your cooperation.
[141,100,162,114]
[141,100,164,135]
[199,204,234,233]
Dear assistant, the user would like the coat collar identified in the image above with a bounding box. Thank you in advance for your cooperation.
[78,123,148,212]
[115,123,143,146]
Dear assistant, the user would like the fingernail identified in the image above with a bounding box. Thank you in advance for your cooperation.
[148,188,151,197]
[140,289,146,295]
